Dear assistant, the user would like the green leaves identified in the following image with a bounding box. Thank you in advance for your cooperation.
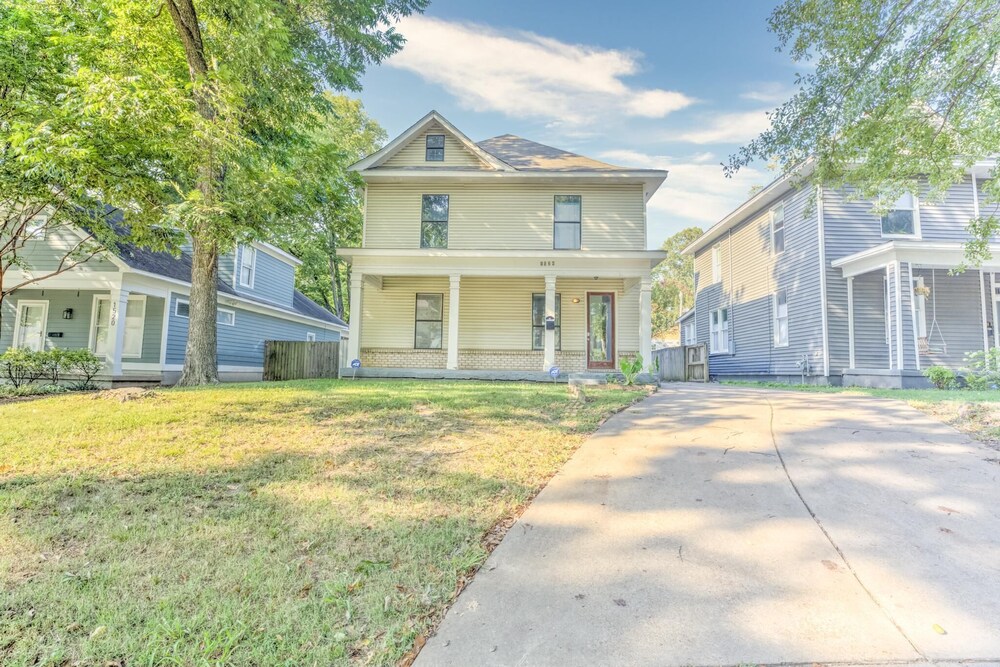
[730,0,1000,265]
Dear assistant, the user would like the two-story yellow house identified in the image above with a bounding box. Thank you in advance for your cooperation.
[341,111,667,378]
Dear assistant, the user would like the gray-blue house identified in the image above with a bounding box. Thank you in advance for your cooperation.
[1,223,346,384]
[683,159,998,388]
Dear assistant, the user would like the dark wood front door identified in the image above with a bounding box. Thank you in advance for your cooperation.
[587,292,615,369]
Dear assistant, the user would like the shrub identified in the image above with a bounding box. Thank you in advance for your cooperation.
[620,354,644,386]
[962,349,1000,391]
[923,365,957,390]
[0,349,46,388]
[62,349,104,388]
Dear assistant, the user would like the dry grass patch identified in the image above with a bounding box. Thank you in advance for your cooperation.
[0,379,648,665]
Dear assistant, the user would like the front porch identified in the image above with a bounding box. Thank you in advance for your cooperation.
[1,277,169,384]
[342,252,659,379]
[832,241,1000,387]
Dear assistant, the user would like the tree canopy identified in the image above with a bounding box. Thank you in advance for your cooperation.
[728,0,1000,264]
[652,226,703,338]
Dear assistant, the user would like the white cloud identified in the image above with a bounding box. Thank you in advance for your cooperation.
[740,81,795,104]
[389,16,695,125]
[600,149,772,243]
[674,110,772,144]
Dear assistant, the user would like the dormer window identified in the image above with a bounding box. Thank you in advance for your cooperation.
[880,192,918,237]
[239,245,256,288]
[425,134,445,161]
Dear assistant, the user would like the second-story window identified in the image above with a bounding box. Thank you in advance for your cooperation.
[553,195,581,250]
[421,195,449,248]
[881,192,917,237]
[425,134,445,161]
[711,244,722,283]
[771,203,785,254]
[239,246,256,288]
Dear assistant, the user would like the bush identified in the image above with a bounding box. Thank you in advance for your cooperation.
[0,348,104,390]
[620,354,644,386]
[61,349,104,388]
[962,349,1000,391]
[0,383,70,398]
[923,365,958,390]
[0,348,46,388]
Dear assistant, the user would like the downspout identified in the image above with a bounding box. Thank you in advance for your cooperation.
[816,185,830,377]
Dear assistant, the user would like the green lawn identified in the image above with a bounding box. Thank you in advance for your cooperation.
[725,381,1000,445]
[0,380,647,666]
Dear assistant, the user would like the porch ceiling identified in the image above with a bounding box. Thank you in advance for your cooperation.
[831,240,1000,277]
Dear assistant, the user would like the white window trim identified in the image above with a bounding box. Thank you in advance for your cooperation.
[239,246,256,288]
[12,300,49,351]
[709,307,730,354]
[89,294,147,359]
[306,332,317,342]
[770,203,785,255]
[879,191,921,239]
[174,299,235,326]
[711,244,722,284]
[773,289,789,348]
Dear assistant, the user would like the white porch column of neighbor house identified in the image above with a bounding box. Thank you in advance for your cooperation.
[347,273,363,364]
[639,277,653,366]
[543,275,557,371]
[448,274,460,370]
[108,287,131,376]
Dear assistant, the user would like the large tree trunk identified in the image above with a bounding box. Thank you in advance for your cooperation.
[166,0,220,385]
[178,227,219,385]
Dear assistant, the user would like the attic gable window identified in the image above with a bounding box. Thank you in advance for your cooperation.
[880,192,918,237]
[425,134,445,161]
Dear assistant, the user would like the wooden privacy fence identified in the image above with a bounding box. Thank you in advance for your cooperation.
[653,344,708,382]
[263,340,340,381]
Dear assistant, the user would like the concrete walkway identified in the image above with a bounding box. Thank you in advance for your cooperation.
[416,384,1000,667]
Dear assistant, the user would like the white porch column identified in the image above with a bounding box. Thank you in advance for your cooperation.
[639,277,653,366]
[109,287,130,377]
[347,273,363,363]
[448,274,460,370]
[543,275,557,371]
[846,276,856,368]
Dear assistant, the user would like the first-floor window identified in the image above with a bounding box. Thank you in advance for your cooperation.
[531,293,561,350]
[93,295,146,359]
[414,293,443,349]
[682,320,697,346]
[175,299,235,326]
[773,289,788,347]
[710,307,729,353]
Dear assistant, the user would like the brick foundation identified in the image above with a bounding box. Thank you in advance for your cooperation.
[361,348,447,368]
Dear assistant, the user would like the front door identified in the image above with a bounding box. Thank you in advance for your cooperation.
[587,292,615,369]
[14,301,48,351]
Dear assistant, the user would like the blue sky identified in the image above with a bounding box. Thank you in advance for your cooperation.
[358,1,802,248]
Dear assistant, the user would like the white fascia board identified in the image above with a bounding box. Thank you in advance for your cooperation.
[683,160,816,257]
[350,110,514,172]
[342,249,665,276]
[359,168,668,197]
[5,267,122,291]
[254,241,303,267]
[832,240,1000,277]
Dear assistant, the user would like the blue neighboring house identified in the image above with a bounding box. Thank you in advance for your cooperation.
[0,219,346,384]
[683,158,998,388]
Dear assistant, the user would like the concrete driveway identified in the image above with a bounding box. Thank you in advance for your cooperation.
[416,384,1000,667]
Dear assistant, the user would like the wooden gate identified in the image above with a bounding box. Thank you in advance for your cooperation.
[263,341,340,381]
[653,344,708,382]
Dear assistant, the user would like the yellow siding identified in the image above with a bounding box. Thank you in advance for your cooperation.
[360,276,637,355]
[381,122,490,169]
[364,182,646,251]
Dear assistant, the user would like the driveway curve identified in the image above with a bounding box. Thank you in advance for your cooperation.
[416,384,1000,667]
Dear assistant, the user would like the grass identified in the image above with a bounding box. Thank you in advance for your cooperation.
[0,379,648,666]
[724,381,1000,446]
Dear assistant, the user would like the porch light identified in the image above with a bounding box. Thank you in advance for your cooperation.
[572,298,581,304]
[62,308,73,320]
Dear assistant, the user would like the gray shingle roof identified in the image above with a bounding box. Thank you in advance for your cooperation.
[476,135,627,172]
[100,215,344,327]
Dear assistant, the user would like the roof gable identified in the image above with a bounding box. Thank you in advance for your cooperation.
[350,111,513,172]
